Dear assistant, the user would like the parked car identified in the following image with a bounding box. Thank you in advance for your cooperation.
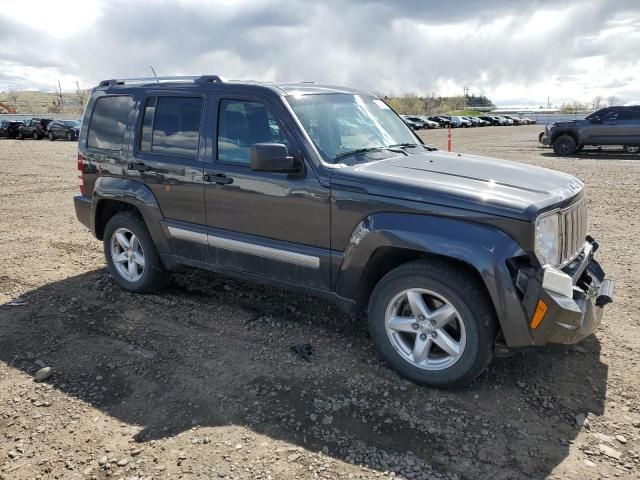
[463,116,482,127]
[449,116,471,128]
[47,119,81,140]
[417,116,440,129]
[429,116,451,127]
[401,116,423,130]
[0,120,23,138]
[521,116,536,124]
[18,118,52,139]
[403,115,437,129]
[74,75,613,388]
[496,116,514,126]
[479,116,503,126]
[502,115,525,125]
[540,105,640,156]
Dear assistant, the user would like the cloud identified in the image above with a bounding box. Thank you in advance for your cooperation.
[0,0,639,106]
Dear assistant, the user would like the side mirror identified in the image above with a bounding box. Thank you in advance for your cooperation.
[589,116,602,123]
[250,143,299,173]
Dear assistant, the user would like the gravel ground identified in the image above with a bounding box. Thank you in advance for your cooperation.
[0,125,639,480]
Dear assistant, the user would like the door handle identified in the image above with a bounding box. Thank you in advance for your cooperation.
[204,173,234,185]
[128,162,150,172]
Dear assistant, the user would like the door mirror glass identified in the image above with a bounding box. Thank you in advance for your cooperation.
[250,143,299,172]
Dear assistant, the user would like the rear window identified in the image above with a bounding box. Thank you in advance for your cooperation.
[140,96,202,158]
[88,95,133,150]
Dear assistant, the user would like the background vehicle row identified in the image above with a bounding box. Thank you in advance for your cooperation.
[0,117,80,140]
[401,114,535,130]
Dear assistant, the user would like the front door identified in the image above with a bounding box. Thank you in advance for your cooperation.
[203,94,331,290]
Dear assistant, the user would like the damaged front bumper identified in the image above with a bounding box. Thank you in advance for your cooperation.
[520,237,613,345]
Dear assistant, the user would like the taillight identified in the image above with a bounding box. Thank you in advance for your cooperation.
[77,152,87,196]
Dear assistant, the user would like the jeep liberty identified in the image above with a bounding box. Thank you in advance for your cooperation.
[74,75,614,387]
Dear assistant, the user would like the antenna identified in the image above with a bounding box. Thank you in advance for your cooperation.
[150,66,160,84]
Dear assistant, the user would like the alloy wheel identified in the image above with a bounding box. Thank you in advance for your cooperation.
[384,288,466,371]
[110,227,145,282]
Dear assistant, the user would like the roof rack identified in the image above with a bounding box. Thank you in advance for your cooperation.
[98,75,225,87]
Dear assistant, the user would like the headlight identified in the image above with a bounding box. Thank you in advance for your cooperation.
[535,212,560,266]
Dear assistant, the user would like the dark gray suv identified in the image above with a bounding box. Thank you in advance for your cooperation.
[541,106,640,155]
[74,75,613,387]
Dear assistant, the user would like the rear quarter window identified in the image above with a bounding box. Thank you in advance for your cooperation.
[87,95,134,150]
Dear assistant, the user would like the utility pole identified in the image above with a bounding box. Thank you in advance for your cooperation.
[463,85,469,110]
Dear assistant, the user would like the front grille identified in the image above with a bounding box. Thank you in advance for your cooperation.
[560,200,587,265]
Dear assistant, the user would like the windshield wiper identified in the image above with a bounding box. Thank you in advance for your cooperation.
[334,146,406,161]
[389,142,438,151]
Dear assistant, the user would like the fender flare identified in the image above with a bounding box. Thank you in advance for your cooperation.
[335,212,534,347]
[91,176,171,256]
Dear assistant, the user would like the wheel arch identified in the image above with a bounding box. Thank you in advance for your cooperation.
[91,177,171,257]
[550,129,580,145]
[335,212,534,348]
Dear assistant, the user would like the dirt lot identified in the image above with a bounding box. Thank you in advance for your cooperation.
[1,125,639,480]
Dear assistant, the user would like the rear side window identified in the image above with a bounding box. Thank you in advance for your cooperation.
[139,96,203,158]
[88,95,133,150]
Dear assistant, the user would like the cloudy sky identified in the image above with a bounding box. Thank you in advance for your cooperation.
[1,0,639,106]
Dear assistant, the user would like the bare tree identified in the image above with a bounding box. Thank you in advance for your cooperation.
[607,95,622,106]
[591,96,603,110]
[6,87,19,110]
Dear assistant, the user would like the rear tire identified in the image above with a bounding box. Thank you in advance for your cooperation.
[368,260,497,388]
[103,211,169,293]
[66,131,72,141]
[48,132,54,141]
[17,131,23,140]
[33,131,38,140]
[552,134,577,156]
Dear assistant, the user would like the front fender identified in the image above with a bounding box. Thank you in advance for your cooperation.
[336,213,534,347]
[92,176,171,256]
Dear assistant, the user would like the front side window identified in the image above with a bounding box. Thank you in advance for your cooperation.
[139,96,203,158]
[286,93,416,163]
[217,99,289,165]
[88,95,134,150]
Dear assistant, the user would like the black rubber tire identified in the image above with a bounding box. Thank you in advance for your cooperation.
[552,134,577,156]
[33,131,38,140]
[103,211,169,293]
[368,259,497,388]
[66,131,72,141]
[48,132,54,141]
[17,131,23,140]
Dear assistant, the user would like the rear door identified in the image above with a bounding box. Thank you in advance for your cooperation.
[127,94,207,261]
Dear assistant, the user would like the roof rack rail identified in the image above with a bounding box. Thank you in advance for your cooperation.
[98,75,226,87]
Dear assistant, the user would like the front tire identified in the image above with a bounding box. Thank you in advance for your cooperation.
[103,211,169,293]
[368,260,497,388]
[48,131,54,141]
[552,134,577,156]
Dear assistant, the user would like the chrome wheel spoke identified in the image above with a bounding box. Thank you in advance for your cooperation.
[388,316,417,333]
[433,328,461,357]
[132,253,145,267]
[412,336,432,364]
[128,259,138,278]
[406,291,429,319]
[130,235,139,252]
[115,232,130,250]
[430,304,456,328]
[114,252,128,264]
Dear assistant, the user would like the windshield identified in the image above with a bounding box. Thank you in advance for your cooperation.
[286,93,417,163]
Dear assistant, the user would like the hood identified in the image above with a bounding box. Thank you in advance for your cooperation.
[331,151,584,221]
